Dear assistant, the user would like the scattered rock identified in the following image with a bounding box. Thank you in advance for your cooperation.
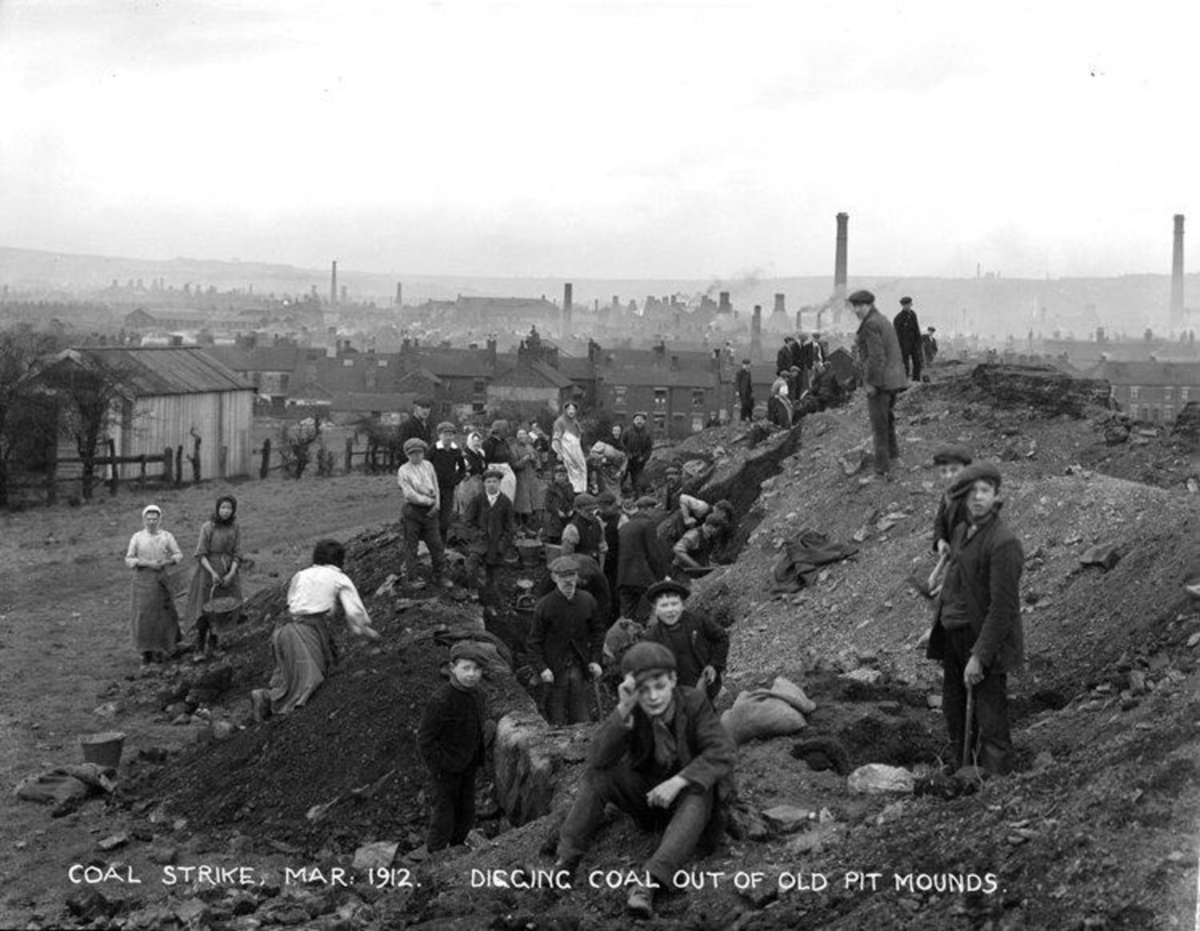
[66,887,114,920]
[96,832,129,851]
[1189,632,1200,649]
[352,841,399,871]
[211,720,237,741]
[1128,670,1147,695]
[1034,751,1055,770]
[738,880,779,909]
[174,898,211,925]
[847,764,915,795]
[790,736,853,776]
[926,694,943,710]
[1079,543,1121,571]
[785,822,843,854]
[840,668,882,686]
[875,801,906,825]
[148,845,178,865]
[761,805,814,834]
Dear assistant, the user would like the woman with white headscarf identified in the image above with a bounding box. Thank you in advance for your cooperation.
[124,504,184,668]
[552,401,588,494]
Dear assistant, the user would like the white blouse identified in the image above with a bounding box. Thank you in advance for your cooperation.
[286,565,371,629]
[124,529,183,568]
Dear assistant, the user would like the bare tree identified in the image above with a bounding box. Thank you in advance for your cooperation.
[40,349,135,500]
[278,413,325,479]
[0,329,62,507]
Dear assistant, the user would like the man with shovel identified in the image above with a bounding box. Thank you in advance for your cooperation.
[926,462,1024,777]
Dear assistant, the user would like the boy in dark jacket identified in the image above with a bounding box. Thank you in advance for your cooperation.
[926,445,973,596]
[529,556,606,725]
[642,580,728,702]
[463,469,515,605]
[926,463,1024,777]
[418,641,488,853]
[621,412,654,492]
[429,422,468,539]
[616,496,669,621]
[553,641,735,918]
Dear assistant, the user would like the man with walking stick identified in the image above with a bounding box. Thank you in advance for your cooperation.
[925,462,1024,777]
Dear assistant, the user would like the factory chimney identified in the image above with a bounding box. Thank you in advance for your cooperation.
[834,213,849,300]
[750,305,763,362]
[395,282,403,307]
[1170,214,1185,329]
[562,282,573,339]
[773,293,786,316]
[330,261,338,305]
[718,291,731,313]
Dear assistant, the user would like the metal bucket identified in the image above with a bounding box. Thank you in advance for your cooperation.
[80,731,126,770]
[516,540,542,568]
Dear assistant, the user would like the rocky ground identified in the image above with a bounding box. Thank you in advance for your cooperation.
[3,363,1199,930]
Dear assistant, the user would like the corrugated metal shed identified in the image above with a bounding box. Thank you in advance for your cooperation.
[81,348,255,395]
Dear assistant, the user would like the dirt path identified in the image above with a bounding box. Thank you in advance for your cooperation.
[0,471,399,926]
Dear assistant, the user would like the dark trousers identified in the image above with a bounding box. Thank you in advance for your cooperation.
[901,344,923,381]
[617,585,650,622]
[941,627,1013,775]
[557,767,715,887]
[627,460,645,493]
[403,503,446,580]
[426,768,477,851]
[739,397,753,421]
[546,663,592,725]
[437,485,457,538]
[466,554,500,605]
[866,389,900,475]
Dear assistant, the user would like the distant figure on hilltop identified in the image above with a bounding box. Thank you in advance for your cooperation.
[893,297,923,382]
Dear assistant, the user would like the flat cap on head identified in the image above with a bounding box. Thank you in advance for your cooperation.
[449,640,490,667]
[548,555,581,575]
[596,491,617,506]
[621,641,677,685]
[932,445,974,466]
[574,493,598,509]
[900,296,913,305]
[481,468,504,480]
[949,462,1002,498]
[645,579,690,603]
[402,438,428,454]
[414,397,434,409]
[436,421,457,434]
[847,289,876,306]
[635,495,659,509]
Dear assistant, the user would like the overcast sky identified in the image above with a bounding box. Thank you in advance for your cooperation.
[0,0,1194,280]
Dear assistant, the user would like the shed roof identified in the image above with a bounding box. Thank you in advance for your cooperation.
[72,347,254,396]
[1097,361,1200,386]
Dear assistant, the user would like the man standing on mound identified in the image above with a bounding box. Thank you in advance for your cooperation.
[552,642,735,918]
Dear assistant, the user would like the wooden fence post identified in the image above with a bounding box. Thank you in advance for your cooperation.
[260,439,271,479]
[163,446,173,486]
[138,454,147,491]
[175,446,183,489]
[344,437,354,474]
[107,439,118,496]
[189,434,201,484]
[219,445,228,480]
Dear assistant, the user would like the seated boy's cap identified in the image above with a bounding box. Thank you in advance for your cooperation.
[949,462,1002,498]
[847,289,875,305]
[635,495,659,509]
[449,640,490,666]
[574,493,598,509]
[548,555,580,575]
[645,579,690,603]
[402,438,428,454]
[932,445,973,466]
[436,421,457,434]
[621,641,677,684]
[482,468,504,480]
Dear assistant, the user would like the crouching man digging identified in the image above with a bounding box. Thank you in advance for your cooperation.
[552,642,735,918]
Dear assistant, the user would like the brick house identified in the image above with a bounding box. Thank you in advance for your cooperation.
[1098,360,1200,425]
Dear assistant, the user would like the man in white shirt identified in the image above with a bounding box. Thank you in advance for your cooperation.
[397,438,451,590]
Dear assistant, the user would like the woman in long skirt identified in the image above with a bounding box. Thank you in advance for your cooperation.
[251,539,379,721]
[552,402,588,494]
[124,504,184,668]
[510,427,538,531]
[182,494,244,658]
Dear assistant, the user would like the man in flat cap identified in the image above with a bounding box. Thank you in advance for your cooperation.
[399,397,434,456]
[418,640,488,854]
[463,468,514,605]
[926,462,1024,777]
[849,290,907,482]
[617,495,669,622]
[560,493,608,569]
[528,555,606,724]
[642,580,728,702]
[397,438,450,590]
[553,640,735,918]
[429,421,467,539]
[893,297,923,383]
[621,411,654,493]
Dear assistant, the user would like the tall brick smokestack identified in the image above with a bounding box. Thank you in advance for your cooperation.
[750,305,763,362]
[330,261,338,305]
[773,293,785,316]
[395,282,403,307]
[834,212,849,299]
[1170,214,1185,328]
[562,282,573,338]
[718,291,731,313]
